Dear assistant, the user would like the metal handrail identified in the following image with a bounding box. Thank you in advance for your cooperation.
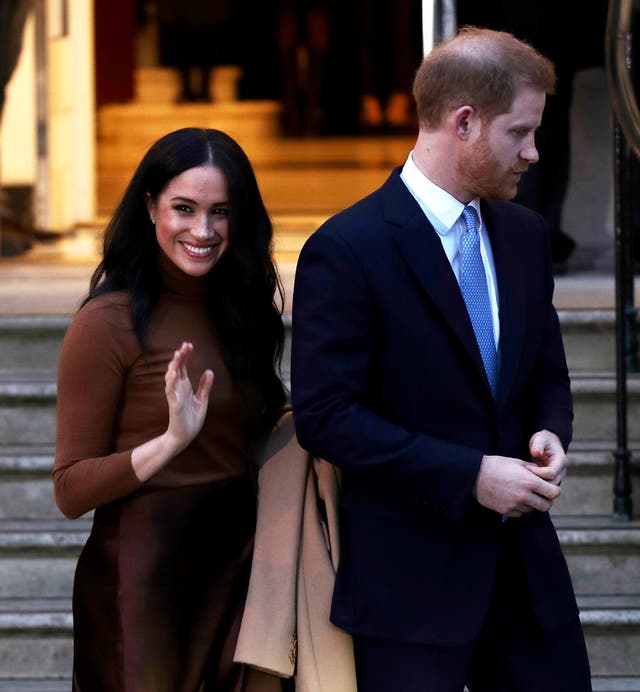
[605,0,638,520]
[606,0,640,158]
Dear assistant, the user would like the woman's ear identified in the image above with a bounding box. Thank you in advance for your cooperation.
[144,192,156,225]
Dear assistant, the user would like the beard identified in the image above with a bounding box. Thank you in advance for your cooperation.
[457,130,521,201]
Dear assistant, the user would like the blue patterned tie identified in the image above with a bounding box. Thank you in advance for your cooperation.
[460,206,498,398]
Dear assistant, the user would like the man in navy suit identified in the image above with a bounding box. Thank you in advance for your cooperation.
[291,27,591,691]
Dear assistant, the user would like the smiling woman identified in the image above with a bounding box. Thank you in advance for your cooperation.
[145,164,230,276]
[52,128,287,691]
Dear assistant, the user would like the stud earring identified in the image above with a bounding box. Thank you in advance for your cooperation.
[150,217,155,225]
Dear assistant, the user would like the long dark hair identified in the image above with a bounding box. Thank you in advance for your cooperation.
[85,127,286,434]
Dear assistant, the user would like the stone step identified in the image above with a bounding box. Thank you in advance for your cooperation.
[557,309,638,373]
[571,374,640,442]
[554,516,640,595]
[99,164,393,218]
[0,478,57,521]
[0,264,93,317]
[0,520,89,599]
[0,556,76,600]
[98,133,413,169]
[97,100,282,145]
[554,441,639,516]
[0,447,53,474]
[0,312,291,379]
[0,598,72,680]
[134,65,242,104]
[579,595,640,676]
[592,678,640,691]
[5,369,640,448]
[0,681,71,691]
[97,129,411,215]
[0,595,636,679]
[0,520,90,552]
[0,680,636,692]
[0,677,637,691]
[2,515,639,602]
[0,317,69,373]
[0,374,57,447]
[0,678,637,691]
[0,305,631,374]
[0,436,634,520]
[0,447,57,521]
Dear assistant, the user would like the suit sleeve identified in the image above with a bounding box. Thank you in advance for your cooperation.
[291,228,483,522]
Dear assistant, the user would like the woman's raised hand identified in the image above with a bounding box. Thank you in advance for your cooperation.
[130,342,213,482]
[164,342,214,454]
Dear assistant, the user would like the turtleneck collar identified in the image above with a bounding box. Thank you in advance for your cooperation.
[157,248,208,298]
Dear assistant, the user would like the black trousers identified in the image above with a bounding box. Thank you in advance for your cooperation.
[353,528,592,692]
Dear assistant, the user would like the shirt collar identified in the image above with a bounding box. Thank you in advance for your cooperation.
[401,151,482,236]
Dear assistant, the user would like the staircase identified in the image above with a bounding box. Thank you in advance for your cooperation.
[0,68,638,689]
[552,309,640,689]
[0,284,638,689]
[0,315,76,688]
[96,67,413,219]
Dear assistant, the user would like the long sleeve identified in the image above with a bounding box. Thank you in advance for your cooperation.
[53,296,142,519]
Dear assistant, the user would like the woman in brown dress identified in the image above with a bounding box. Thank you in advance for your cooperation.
[53,128,287,691]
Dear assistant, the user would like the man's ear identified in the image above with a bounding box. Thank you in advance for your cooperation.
[453,105,476,140]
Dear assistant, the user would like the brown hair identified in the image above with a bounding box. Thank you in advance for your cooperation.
[412,26,556,129]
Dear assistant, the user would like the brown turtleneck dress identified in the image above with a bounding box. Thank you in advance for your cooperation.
[54,257,263,692]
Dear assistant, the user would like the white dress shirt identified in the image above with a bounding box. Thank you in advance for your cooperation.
[400,151,500,348]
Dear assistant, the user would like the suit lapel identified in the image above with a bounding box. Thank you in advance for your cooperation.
[481,201,526,408]
[382,171,492,394]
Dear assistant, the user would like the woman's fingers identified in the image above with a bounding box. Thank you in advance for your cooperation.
[165,343,214,412]
[196,370,215,402]
[175,342,192,376]
[166,342,192,379]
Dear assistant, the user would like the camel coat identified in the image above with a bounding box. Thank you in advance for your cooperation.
[234,411,357,692]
